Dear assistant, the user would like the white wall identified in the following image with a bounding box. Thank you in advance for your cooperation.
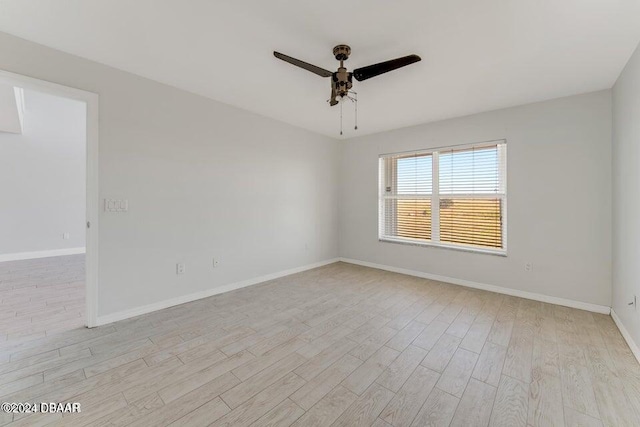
[612,42,640,344]
[0,88,86,255]
[0,31,340,318]
[340,91,612,307]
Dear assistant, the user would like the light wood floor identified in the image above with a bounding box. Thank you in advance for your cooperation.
[0,259,639,426]
[0,255,85,343]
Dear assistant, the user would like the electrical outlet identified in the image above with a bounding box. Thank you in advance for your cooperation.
[63,232,70,240]
[213,258,219,268]
[176,263,185,275]
[525,262,532,272]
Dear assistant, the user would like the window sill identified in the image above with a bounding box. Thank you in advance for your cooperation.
[378,237,507,257]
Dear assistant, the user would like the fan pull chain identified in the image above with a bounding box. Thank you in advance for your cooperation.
[354,92,358,131]
[340,100,343,136]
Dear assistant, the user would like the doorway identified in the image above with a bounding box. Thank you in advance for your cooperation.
[0,70,98,340]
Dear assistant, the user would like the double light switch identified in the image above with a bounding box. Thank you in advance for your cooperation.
[104,199,128,212]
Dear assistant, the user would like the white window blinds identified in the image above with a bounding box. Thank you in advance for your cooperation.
[379,141,507,253]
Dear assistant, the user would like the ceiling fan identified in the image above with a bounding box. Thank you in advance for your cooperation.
[273,45,421,107]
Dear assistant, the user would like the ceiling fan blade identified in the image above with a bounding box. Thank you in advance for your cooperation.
[273,51,333,78]
[353,54,421,81]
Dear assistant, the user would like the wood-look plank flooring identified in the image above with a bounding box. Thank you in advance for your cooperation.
[0,258,639,426]
[0,255,85,343]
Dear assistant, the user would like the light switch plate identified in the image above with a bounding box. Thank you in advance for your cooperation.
[104,199,128,212]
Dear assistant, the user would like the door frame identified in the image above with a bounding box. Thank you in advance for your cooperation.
[0,69,100,328]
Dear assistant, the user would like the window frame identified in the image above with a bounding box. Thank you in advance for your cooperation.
[378,139,507,256]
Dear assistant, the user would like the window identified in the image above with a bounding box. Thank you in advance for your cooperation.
[379,140,506,254]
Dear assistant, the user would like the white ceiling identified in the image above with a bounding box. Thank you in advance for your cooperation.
[0,1,639,139]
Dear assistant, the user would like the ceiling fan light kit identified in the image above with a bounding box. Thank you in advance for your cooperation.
[274,45,421,135]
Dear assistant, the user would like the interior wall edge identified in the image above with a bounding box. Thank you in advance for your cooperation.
[611,38,640,361]
[339,257,611,315]
[612,309,640,364]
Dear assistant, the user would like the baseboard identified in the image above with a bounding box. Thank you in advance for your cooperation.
[95,257,340,326]
[0,247,86,262]
[339,257,611,315]
[611,309,640,364]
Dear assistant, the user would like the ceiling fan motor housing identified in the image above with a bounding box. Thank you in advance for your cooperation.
[333,44,351,61]
[333,67,353,97]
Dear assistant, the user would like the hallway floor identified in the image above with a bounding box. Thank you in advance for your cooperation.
[0,255,85,343]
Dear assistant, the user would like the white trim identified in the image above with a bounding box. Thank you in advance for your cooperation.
[95,258,340,326]
[0,70,100,328]
[379,138,507,158]
[339,257,611,315]
[13,87,25,131]
[611,309,640,364]
[379,141,507,255]
[431,151,440,243]
[0,247,86,262]
[379,237,507,257]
